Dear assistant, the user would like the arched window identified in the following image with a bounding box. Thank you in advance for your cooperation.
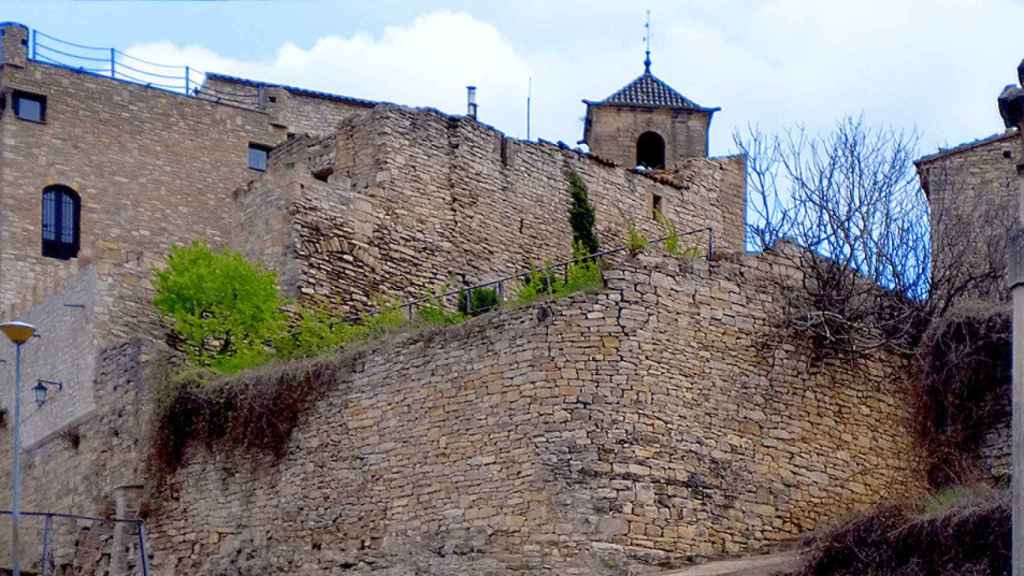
[636,131,666,169]
[41,185,80,260]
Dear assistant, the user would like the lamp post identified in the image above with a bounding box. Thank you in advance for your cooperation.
[0,321,36,576]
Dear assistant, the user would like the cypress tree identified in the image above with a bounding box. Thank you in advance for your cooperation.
[567,170,600,255]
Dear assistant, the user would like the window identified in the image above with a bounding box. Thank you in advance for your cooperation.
[652,193,663,219]
[41,185,80,260]
[636,131,666,169]
[12,91,45,123]
[248,143,270,171]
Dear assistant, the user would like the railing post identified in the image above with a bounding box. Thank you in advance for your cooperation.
[184,66,190,95]
[30,29,36,60]
[109,48,116,78]
[466,287,472,315]
[707,228,715,261]
[497,280,504,307]
[40,514,52,576]
[137,521,151,576]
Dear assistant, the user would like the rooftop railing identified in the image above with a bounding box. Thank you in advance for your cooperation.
[27,28,260,107]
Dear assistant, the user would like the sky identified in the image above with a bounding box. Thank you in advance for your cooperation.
[4,0,1022,157]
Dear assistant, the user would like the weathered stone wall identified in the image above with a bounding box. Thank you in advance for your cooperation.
[917,131,1020,298]
[0,269,98,449]
[244,105,745,314]
[0,27,284,319]
[586,105,711,168]
[201,75,375,136]
[146,254,924,575]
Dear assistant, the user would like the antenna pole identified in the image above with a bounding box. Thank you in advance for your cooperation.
[527,77,532,141]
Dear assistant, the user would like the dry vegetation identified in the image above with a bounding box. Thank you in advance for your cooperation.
[799,487,1009,576]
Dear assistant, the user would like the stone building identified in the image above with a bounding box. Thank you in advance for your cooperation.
[0,20,933,576]
[582,57,718,170]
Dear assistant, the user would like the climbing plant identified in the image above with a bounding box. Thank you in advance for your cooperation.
[567,170,600,255]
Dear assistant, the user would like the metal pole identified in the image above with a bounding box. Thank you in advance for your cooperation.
[137,522,150,576]
[40,514,51,576]
[1012,227,1024,576]
[29,30,35,61]
[11,342,22,576]
[184,66,190,95]
[110,48,116,79]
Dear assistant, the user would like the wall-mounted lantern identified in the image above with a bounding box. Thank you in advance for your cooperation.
[33,380,62,407]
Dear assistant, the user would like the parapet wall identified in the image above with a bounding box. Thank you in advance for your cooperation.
[237,105,746,314]
[148,253,924,575]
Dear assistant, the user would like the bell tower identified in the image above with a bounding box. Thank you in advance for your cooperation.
[580,14,718,170]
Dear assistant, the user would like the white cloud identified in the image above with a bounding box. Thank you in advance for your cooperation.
[124,11,534,137]
[121,2,1024,156]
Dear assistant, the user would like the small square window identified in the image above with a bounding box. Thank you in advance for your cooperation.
[652,193,664,219]
[12,91,45,123]
[248,143,270,171]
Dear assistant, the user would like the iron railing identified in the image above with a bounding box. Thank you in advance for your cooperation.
[27,28,260,107]
[391,227,714,320]
[0,509,150,576]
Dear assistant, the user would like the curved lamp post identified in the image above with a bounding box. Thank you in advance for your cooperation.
[1,321,35,576]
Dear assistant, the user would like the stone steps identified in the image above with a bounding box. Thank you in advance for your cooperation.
[659,551,801,576]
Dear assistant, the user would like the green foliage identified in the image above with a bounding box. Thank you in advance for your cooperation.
[457,287,500,316]
[655,210,681,256]
[626,222,648,255]
[567,170,600,256]
[415,286,467,326]
[153,241,285,369]
[514,243,603,305]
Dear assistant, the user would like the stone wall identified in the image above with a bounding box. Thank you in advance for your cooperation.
[0,26,285,319]
[916,130,1020,298]
[241,105,745,315]
[586,106,711,168]
[146,253,924,575]
[0,269,98,448]
[201,75,375,136]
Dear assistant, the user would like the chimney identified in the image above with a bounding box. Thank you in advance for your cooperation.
[466,85,478,120]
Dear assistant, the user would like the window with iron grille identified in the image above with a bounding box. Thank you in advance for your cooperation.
[42,185,80,260]
[12,90,46,123]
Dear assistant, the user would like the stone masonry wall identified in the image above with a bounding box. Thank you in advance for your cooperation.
[147,253,924,575]
[586,105,711,168]
[0,37,284,319]
[201,75,375,137]
[917,131,1020,298]
[242,105,745,314]
[0,269,98,449]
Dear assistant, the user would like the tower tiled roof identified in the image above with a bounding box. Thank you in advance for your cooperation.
[598,71,714,111]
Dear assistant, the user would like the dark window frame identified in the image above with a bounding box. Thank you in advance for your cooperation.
[12,90,46,123]
[652,193,664,219]
[248,143,271,172]
[41,185,81,260]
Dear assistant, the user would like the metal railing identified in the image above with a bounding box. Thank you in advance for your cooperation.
[393,227,714,319]
[27,28,260,107]
[0,509,150,576]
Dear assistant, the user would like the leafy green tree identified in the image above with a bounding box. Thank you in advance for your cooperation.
[568,170,600,255]
[153,241,285,369]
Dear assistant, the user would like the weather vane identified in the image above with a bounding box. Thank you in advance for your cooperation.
[643,10,652,74]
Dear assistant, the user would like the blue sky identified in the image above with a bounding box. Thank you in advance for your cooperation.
[5,1,1022,157]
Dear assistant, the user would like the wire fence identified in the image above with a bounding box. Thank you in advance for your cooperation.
[28,29,260,107]
[0,510,150,576]
[388,227,715,320]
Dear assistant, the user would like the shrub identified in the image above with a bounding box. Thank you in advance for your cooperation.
[568,170,600,255]
[414,286,467,326]
[626,222,648,255]
[457,286,500,316]
[153,241,285,369]
[514,243,603,305]
[655,210,683,256]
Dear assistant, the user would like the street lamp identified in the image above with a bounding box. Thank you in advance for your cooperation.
[0,320,36,576]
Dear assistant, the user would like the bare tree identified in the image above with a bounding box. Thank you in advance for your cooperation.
[735,116,1009,356]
